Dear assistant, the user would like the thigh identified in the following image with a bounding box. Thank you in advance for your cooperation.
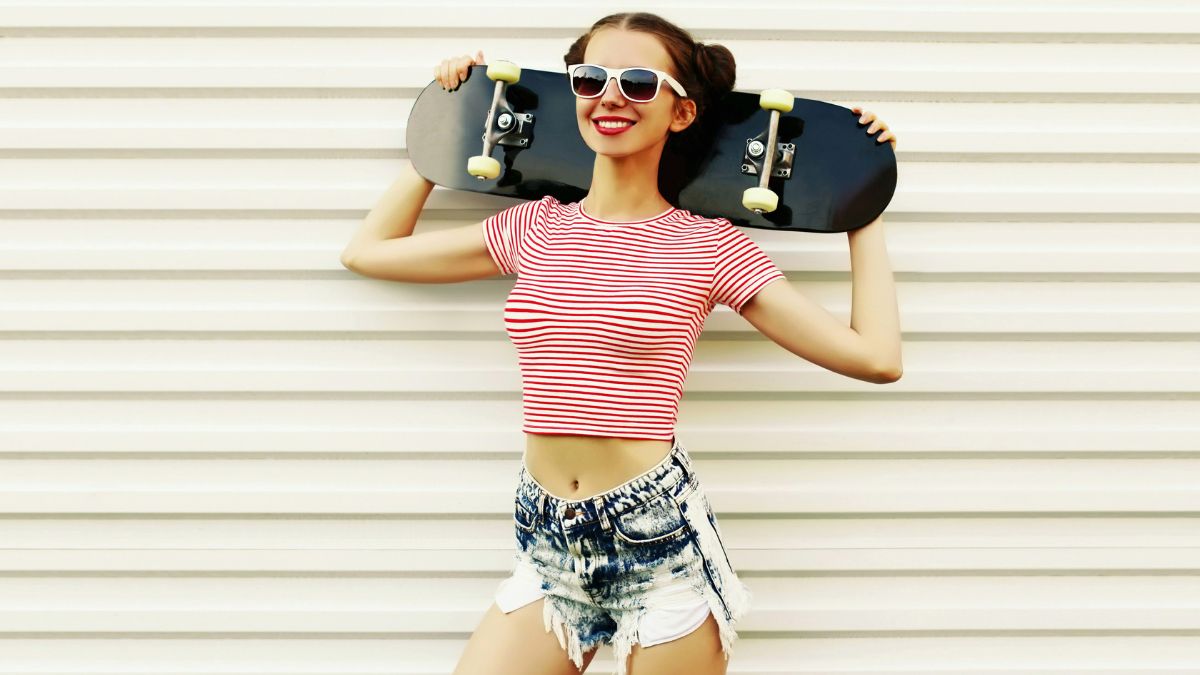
[452,598,601,675]
[626,611,727,675]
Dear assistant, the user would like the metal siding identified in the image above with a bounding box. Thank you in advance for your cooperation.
[1,1,1198,672]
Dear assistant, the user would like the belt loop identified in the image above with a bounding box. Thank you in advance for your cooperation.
[592,495,610,533]
[537,492,546,522]
[673,444,692,475]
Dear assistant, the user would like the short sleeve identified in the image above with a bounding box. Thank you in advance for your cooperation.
[710,220,787,314]
[481,196,552,276]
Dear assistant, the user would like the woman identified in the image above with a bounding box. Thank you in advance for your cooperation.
[343,12,901,675]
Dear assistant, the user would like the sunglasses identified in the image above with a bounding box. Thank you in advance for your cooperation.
[567,63,689,103]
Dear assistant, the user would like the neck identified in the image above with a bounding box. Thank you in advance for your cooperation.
[582,139,672,221]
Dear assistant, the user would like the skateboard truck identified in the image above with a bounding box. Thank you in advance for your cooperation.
[467,60,528,180]
[742,136,795,178]
[741,88,795,214]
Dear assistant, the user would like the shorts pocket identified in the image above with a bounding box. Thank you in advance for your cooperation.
[611,490,688,545]
[513,494,539,532]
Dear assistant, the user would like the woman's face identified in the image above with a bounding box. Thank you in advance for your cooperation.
[574,28,696,159]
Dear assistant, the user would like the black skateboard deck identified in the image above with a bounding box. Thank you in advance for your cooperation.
[407,62,896,233]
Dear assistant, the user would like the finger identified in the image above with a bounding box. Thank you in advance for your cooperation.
[457,54,474,85]
[451,56,465,87]
[867,123,879,134]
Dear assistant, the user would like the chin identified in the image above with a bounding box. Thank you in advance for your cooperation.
[587,143,632,156]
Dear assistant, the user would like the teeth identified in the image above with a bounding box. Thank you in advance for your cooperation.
[596,120,634,129]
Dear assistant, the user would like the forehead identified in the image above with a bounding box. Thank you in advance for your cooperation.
[583,28,673,71]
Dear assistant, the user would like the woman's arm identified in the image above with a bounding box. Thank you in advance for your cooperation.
[739,214,903,384]
[341,51,484,265]
[340,163,434,265]
[739,106,902,383]
[847,214,903,378]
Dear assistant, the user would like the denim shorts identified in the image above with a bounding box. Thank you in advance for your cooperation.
[493,436,752,675]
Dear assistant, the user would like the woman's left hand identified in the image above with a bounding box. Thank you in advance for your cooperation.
[851,106,897,150]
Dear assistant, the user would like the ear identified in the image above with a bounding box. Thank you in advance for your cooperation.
[670,98,698,133]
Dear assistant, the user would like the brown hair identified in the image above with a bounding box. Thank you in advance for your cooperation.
[563,12,736,138]
[563,13,736,201]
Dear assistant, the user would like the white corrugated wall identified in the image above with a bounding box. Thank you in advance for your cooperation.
[2,1,1199,672]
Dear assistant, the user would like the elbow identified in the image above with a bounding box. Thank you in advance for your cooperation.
[872,362,903,384]
[339,251,358,271]
[866,341,903,384]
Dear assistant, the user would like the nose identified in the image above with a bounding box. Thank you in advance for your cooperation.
[599,75,626,104]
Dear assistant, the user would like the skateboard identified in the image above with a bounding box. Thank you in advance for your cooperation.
[406,61,896,233]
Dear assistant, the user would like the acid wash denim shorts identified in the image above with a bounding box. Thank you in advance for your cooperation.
[493,436,753,675]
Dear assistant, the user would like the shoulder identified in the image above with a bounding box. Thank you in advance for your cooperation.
[535,194,571,219]
[503,195,564,225]
[706,216,757,242]
[669,207,731,233]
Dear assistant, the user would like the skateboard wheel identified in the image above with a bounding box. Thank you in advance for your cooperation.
[758,89,794,113]
[467,155,501,179]
[486,60,521,84]
[742,187,779,214]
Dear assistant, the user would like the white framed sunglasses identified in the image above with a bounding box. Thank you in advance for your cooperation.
[567,63,689,103]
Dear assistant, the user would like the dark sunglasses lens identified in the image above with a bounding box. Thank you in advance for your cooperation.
[572,65,607,97]
[620,69,660,101]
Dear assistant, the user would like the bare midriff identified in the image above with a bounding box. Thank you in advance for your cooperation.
[523,433,674,500]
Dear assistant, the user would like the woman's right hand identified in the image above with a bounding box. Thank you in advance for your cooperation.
[435,50,486,91]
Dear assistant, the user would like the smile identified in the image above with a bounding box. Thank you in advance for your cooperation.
[593,119,636,135]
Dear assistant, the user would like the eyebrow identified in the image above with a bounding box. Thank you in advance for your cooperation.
[590,63,667,70]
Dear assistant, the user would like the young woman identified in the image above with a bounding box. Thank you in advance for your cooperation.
[343,12,901,675]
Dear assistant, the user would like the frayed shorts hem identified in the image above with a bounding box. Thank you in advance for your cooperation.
[495,557,713,648]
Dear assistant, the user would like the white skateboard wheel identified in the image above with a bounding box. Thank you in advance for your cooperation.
[486,60,520,84]
[468,155,501,179]
[742,187,779,213]
[758,89,794,113]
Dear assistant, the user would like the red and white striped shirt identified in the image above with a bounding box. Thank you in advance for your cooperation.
[483,195,786,441]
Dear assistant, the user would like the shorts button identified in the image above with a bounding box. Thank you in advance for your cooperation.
[564,507,576,518]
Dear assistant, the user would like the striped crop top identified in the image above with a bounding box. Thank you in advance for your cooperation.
[482,195,787,441]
